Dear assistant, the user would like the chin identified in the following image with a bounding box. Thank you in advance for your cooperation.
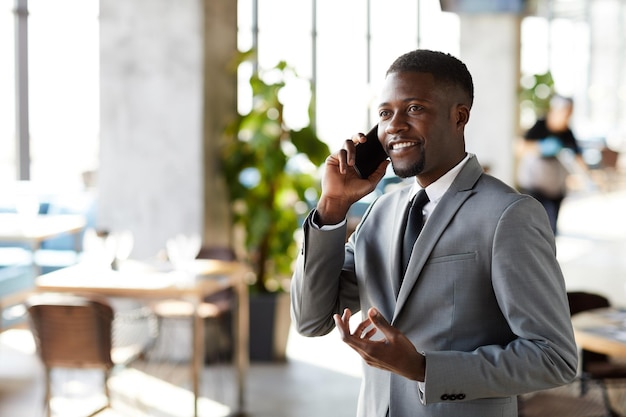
[391,161,424,179]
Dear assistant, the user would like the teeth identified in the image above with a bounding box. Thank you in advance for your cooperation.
[392,142,413,150]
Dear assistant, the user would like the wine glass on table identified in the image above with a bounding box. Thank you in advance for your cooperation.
[166,233,201,286]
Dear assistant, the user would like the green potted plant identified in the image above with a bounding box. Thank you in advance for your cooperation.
[221,53,330,360]
[519,70,555,127]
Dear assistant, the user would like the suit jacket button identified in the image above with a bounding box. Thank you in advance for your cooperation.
[458,394,466,400]
[440,394,449,401]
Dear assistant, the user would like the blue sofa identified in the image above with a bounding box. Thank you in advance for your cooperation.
[0,190,97,274]
[0,257,34,330]
[0,190,97,330]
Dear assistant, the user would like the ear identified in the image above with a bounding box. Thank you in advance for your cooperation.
[455,104,470,129]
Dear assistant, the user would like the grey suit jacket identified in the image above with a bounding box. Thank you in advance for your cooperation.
[291,155,578,417]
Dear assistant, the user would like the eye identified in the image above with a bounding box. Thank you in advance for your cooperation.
[378,110,391,119]
[408,104,423,113]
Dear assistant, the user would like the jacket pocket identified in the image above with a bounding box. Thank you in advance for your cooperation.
[427,251,476,265]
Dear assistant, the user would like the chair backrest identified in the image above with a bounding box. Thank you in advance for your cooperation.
[26,293,114,369]
[567,291,611,316]
[567,291,612,367]
[196,246,236,261]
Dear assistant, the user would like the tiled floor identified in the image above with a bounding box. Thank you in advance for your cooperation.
[0,322,362,417]
[1,180,626,417]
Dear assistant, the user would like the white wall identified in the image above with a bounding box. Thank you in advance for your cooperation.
[98,0,204,258]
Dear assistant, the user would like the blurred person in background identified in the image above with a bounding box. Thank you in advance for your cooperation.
[516,95,590,235]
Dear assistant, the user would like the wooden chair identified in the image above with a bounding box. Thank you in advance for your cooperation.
[567,291,626,417]
[26,293,145,417]
[149,246,236,363]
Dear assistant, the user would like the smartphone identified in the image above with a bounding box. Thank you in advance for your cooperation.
[354,124,388,179]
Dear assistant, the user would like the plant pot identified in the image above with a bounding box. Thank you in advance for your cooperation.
[248,291,291,362]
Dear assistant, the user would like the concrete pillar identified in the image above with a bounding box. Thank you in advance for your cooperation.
[459,14,521,185]
[201,0,237,252]
[98,0,237,258]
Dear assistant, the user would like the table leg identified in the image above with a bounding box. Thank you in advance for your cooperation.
[192,301,204,417]
[234,271,249,415]
[73,230,81,253]
[29,241,42,277]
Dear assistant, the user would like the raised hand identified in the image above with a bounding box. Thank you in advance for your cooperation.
[315,133,389,226]
[333,307,425,382]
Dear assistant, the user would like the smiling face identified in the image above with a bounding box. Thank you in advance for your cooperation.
[376,71,470,186]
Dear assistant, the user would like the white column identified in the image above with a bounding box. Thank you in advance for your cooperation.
[98,0,204,258]
[459,13,521,186]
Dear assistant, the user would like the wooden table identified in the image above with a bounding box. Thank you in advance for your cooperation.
[572,307,626,357]
[0,213,86,248]
[35,259,250,417]
[0,213,86,273]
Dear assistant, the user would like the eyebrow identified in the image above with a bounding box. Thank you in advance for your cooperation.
[377,97,432,108]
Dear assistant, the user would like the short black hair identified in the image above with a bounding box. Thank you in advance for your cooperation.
[386,49,474,107]
[549,94,573,109]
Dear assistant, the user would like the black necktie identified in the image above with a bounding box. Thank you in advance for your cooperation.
[402,189,429,275]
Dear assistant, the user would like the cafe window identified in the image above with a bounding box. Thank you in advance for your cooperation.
[243,0,459,151]
[5,0,458,184]
[3,0,99,189]
[28,0,100,188]
[17,1,599,187]
[0,2,16,181]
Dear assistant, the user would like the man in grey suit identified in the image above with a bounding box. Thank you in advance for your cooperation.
[290,50,578,417]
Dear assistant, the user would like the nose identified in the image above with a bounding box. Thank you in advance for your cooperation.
[384,113,408,135]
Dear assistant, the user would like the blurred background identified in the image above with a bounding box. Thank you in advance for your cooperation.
[2,1,626,416]
[2,0,625,258]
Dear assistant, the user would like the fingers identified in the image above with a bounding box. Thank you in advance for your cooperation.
[361,326,378,340]
[346,131,390,182]
[334,308,373,340]
[335,308,383,346]
[342,138,356,170]
[349,132,368,146]
[368,307,383,322]
[367,307,394,340]
[333,308,352,340]
[334,308,425,380]
[353,317,374,338]
[333,314,346,339]
[342,132,368,168]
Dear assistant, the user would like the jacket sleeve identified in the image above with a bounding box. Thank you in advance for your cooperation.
[290,210,361,337]
[421,197,578,403]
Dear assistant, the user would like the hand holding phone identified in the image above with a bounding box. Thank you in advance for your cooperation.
[354,125,388,179]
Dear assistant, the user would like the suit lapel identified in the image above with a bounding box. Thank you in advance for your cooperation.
[359,186,411,321]
[392,156,484,321]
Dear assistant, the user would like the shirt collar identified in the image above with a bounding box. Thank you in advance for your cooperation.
[409,153,472,204]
